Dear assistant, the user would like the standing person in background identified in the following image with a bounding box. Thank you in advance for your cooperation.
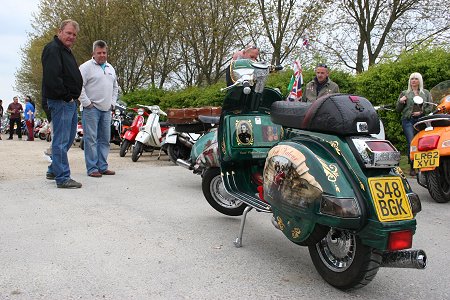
[41,19,83,189]
[396,72,433,176]
[0,99,3,140]
[226,45,260,86]
[302,64,340,102]
[6,96,23,140]
[24,96,35,141]
[79,40,118,178]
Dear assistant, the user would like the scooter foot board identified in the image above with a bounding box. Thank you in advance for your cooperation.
[222,172,271,212]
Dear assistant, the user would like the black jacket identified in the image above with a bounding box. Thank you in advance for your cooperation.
[41,36,82,102]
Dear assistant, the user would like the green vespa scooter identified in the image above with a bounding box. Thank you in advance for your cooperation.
[212,59,426,290]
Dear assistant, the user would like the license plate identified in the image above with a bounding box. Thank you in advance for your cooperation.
[413,150,440,168]
[368,177,413,222]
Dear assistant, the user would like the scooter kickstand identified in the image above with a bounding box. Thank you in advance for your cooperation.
[234,206,253,248]
[157,148,162,160]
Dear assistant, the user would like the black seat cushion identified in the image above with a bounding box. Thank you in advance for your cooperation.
[271,93,380,136]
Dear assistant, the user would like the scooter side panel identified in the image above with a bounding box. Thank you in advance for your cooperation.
[191,130,220,168]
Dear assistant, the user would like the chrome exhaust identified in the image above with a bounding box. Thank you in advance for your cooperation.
[381,249,427,269]
[176,158,193,170]
[178,133,195,148]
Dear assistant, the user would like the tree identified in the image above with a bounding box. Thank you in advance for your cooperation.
[319,0,450,73]
[173,0,247,86]
[254,0,332,65]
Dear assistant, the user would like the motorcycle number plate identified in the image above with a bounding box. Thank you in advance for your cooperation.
[368,177,413,222]
[413,150,440,169]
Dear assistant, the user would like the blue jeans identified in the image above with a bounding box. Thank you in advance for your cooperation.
[47,99,78,184]
[82,106,111,175]
[402,118,419,165]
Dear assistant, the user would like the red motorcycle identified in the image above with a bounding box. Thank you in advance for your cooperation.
[119,107,148,157]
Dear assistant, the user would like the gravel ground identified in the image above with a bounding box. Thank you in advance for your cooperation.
[0,137,168,182]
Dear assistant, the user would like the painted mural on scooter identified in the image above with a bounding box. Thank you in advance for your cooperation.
[263,144,323,209]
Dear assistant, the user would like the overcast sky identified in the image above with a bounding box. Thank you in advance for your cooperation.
[0,0,40,108]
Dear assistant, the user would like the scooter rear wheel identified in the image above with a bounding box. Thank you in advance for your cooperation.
[202,167,246,216]
[425,158,450,203]
[167,143,190,164]
[308,228,382,291]
[120,139,131,157]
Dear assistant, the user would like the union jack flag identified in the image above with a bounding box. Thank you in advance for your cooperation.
[286,59,303,101]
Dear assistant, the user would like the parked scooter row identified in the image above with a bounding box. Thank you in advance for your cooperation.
[175,58,427,290]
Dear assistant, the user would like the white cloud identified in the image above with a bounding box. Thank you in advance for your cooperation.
[0,0,40,108]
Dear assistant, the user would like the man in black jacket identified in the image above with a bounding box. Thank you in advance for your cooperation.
[41,19,83,189]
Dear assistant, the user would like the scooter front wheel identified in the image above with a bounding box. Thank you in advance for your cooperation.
[120,139,131,157]
[308,228,382,291]
[425,158,450,203]
[202,168,246,216]
[132,141,143,162]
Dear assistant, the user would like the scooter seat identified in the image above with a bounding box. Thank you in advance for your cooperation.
[414,114,450,131]
[270,94,380,135]
[270,101,312,128]
[198,115,220,124]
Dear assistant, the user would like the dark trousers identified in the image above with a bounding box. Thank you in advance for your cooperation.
[9,118,22,139]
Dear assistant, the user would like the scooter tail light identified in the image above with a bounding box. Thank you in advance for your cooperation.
[351,138,400,168]
[388,230,413,251]
[418,135,440,151]
[320,195,361,218]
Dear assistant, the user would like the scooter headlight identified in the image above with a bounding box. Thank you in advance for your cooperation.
[115,109,121,115]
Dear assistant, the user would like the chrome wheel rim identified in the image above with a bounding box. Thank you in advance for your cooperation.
[316,229,356,272]
[210,175,243,208]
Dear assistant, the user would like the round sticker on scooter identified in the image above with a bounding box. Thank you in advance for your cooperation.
[413,96,424,105]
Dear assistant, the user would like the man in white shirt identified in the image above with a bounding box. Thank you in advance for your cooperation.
[79,40,118,177]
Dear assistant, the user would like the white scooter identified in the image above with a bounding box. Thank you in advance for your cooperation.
[131,104,169,162]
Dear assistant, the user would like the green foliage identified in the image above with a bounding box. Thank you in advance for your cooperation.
[354,47,450,153]
[120,87,168,108]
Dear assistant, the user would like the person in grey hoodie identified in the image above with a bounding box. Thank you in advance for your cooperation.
[79,40,118,178]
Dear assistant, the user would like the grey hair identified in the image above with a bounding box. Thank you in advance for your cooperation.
[93,40,107,52]
[59,19,80,32]
[407,72,424,93]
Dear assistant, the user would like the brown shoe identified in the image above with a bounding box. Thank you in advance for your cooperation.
[88,171,103,177]
[101,170,115,175]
